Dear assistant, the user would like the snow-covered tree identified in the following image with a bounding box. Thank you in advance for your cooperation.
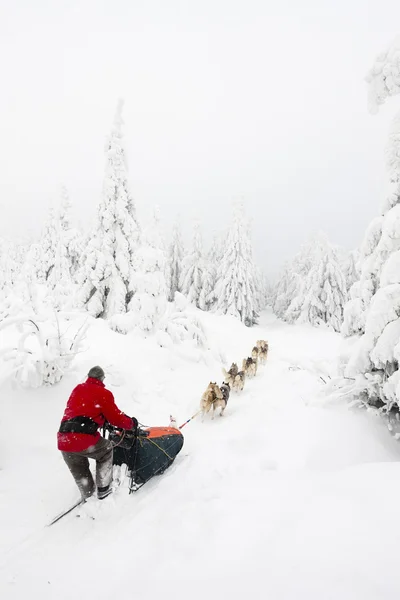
[156,291,206,349]
[341,217,384,337]
[180,220,204,308]
[59,185,82,277]
[76,99,140,319]
[0,314,88,388]
[274,234,347,332]
[274,240,314,321]
[343,250,359,292]
[167,219,184,302]
[47,218,73,310]
[342,37,400,410]
[254,266,269,313]
[199,260,214,311]
[214,203,258,326]
[113,207,167,333]
[200,233,222,311]
[272,262,293,318]
[39,208,58,282]
[296,235,348,332]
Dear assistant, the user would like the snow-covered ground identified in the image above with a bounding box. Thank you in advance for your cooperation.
[1,309,400,600]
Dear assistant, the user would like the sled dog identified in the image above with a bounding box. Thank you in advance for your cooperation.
[242,357,257,378]
[251,346,259,363]
[256,340,268,350]
[256,340,269,364]
[222,363,239,387]
[232,369,245,392]
[200,382,226,419]
[220,382,231,406]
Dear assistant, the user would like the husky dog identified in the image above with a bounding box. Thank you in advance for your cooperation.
[220,382,230,406]
[242,357,257,378]
[222,362,239,387]
[251,345,259,364]
[232,369,245,392]
[200,382,225,419]
[256,340,269,364]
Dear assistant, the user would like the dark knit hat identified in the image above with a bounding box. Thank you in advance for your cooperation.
[88,366,105,381]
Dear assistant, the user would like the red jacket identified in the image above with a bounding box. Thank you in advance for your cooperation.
[57,377,133,452]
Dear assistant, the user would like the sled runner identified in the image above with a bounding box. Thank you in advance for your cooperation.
[109,426,184,493]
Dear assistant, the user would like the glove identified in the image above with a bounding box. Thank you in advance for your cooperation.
[137,428,149,437]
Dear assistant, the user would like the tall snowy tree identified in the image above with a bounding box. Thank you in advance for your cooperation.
[254,266,269,314]
[59,185,82,277]
[274,234,347,332]
[198,259,214,311]
[76,100,140,319]
[296,235,348,332]
[274,240,314,322]
[214,203,258,326]
[114,206,167,333]
[343,249,359,292]
[343,38,400,410]
[47,217,73,310]
[200,233,223,311]
[179,220,204,308]
[39,207,58,283]
[167,219,184,302]
[273,262,293,319]
[0,238,42,316]
[341,217,383,337]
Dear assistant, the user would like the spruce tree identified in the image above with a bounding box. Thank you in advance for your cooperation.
[167,218,184,302]
[121,206,167,332]
[214,203,258,326]
[39,207,58,283]
[60,185,82,277]
[76,100,140,319]
[180,220,204,308]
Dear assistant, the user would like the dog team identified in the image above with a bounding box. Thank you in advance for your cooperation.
[200,339,269,420]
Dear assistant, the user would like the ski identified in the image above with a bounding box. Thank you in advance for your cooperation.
[48,499,85,526]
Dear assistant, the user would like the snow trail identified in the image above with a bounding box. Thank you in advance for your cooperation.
[1,311,400,599]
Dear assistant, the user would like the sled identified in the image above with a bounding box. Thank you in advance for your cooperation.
[109,426,184,493]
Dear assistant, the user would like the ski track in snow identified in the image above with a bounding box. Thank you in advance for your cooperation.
[1,310,400,600]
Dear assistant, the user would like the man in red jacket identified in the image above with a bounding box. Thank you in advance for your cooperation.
[58,366,137,500]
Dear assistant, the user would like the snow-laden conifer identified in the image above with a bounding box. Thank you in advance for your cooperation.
[179,220,204,308]
[114,207,167,333]
[297,235,347,332]
[342,38,400,410]
[214,203,258,326]
[200,233,222,312]
[76,100,140,319]
[274,240,313,322]
[59,185,82,277]
[167,219,184,302]
[274,235,347,332]
[47,218,73,310]
[39,208,58,283]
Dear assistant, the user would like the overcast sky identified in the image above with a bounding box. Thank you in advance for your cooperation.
[1,0,400,278]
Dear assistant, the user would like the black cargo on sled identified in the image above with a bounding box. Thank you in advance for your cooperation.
[111,427,184,485]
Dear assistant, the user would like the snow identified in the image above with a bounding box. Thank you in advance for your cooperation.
[274,233,347,332]
[76,100,140,320]
[1,309,400,599]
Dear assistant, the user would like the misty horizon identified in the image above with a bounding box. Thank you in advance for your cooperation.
[2,1,400,278]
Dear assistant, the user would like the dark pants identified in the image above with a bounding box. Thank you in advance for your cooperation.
[61,437,113,499]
